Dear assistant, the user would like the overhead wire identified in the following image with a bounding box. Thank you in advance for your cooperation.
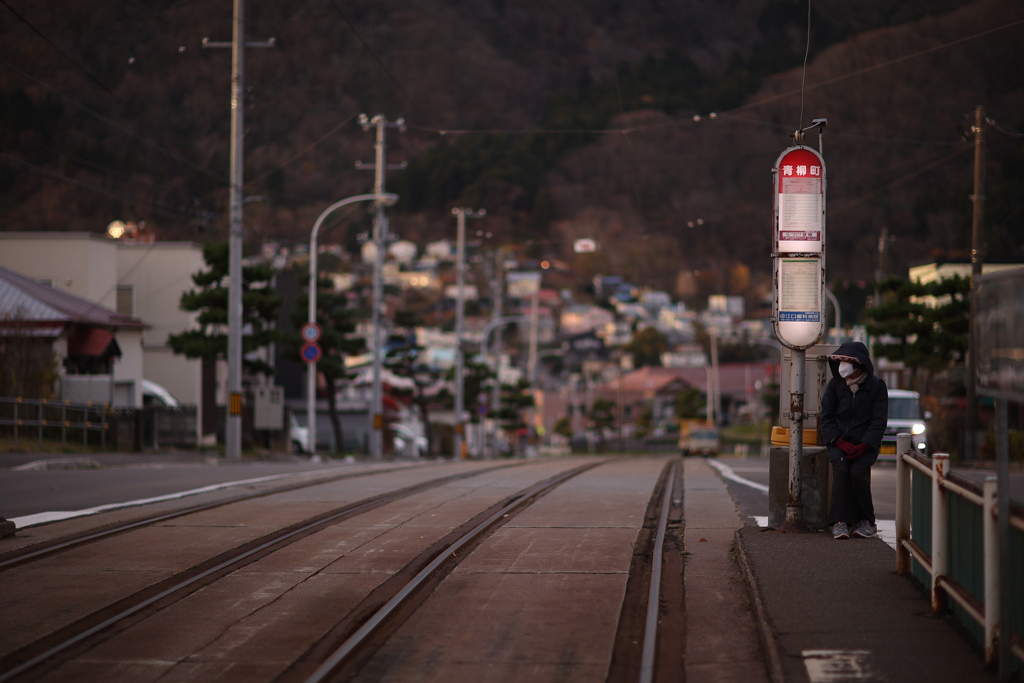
[0,59,229,185]
[0,152,215,222]
[797,0,812,132]
[0,0,123,104]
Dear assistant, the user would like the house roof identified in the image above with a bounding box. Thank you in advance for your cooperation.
[0,266,145,330]
[602,363,778,399]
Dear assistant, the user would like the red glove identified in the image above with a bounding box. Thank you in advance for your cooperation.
[836,437,869,459]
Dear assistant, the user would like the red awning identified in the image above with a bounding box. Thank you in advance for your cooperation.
[68,328,121,357]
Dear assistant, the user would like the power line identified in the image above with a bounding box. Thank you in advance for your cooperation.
[245,114,358,187]
[326,0,426,119]
[0,0,122,104]
[0,152,217,222]
[0,59,229,185]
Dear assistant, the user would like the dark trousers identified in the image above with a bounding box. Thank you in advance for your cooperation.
[828,450,877,525]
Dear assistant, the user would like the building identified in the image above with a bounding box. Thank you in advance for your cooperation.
[0,233,207,440]
[0,266,145,404]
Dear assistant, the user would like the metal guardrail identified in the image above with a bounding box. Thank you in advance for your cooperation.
[894,433,1024,675]
[0,396,108,449]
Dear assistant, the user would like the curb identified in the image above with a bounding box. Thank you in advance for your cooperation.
[734,527,786,683]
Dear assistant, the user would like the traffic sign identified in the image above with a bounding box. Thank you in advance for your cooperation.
[300,342,322,364]
[300,322,322,343]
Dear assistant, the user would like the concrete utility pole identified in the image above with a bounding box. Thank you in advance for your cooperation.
[489,251,504,457]
[357,114,405,458]
[203,0,274,459]
[452,207,485,459]
[965,105,986,460]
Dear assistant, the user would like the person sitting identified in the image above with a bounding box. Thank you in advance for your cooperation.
[819,341,888,540]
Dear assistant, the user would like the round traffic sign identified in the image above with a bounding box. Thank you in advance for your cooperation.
[300,322,322,342]
[300,342,322,364]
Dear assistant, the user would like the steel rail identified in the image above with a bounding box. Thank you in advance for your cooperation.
[639,460,676,683]
[0,461,529,682]
[0,462,511,572]
[303,458,609,683]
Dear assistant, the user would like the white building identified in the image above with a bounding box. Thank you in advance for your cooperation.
[0,234,206,438]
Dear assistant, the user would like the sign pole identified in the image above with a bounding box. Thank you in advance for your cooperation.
[771,121,827,533]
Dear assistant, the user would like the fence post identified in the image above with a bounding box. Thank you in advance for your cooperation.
[983,476,999,666]
[931,452,950,615]
[895,434,912,574]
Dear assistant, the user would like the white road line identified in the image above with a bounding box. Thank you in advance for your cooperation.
[751,516,897,550]
[706,459,769,494]
[8,465,364,529]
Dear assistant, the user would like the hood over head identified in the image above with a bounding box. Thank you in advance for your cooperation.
[828,341,874,380]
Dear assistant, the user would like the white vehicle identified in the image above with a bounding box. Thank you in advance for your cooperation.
[141,379,182,408]
[881,389,930,457]
[290,412,311,454]
[392,423,428,457]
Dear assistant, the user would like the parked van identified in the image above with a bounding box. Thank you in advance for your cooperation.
[141,379,181,408]
[880,389,930,458]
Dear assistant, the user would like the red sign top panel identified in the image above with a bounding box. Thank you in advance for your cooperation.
[777,148,824,193]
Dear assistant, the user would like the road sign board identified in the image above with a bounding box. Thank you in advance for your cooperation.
[300,322,322,343]
[300,342,322,364]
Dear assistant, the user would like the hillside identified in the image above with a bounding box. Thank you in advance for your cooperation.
[1,0,1021,313]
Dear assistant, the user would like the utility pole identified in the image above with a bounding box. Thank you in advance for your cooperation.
[489,249,504,457]
[203,0,274,460]
[452,207,485,459]
[356,114,405,459]
[965,105,986,459]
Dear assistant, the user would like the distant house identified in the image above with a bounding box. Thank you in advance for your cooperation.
[0,266,145,404]
[0,233,207,440]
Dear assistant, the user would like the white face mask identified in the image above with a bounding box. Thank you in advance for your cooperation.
[839,361,857,378]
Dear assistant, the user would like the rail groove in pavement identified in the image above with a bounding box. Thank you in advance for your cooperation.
[0,456,681,682]
[0,461,533,682]
[0,461,479,572]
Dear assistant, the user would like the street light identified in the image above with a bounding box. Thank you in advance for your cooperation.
[452,207,485,459]
[306,192,397,458]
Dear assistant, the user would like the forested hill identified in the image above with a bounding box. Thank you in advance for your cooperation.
[1,0,1022,300]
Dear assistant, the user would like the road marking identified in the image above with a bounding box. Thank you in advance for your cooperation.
[706,459,769,494]
[802,650,884,682]
[7,464,390,529]
[752,516,897,550]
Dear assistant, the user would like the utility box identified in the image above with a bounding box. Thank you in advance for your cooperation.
[253,386,284,431]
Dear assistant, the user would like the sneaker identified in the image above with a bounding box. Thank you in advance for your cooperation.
[832,522,850,540]
[853,520,877,538]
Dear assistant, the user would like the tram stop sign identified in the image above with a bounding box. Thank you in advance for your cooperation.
[772,145,826,350]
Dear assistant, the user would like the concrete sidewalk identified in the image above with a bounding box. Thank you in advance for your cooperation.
[734,521,997,682]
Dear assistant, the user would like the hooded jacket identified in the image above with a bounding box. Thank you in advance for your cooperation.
[819,341,888,461]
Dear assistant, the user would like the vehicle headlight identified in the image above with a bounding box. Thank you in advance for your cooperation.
[911,423,926,435]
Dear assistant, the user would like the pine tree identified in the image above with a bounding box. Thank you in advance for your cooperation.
[168,242,281,377]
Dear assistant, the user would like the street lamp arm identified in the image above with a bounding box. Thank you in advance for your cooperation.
[480,315,530,359]
[307,191,397,458]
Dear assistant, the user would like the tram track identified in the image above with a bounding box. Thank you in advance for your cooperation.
[0,456,683,682]
[0,461,480,572]
[0,460,538,682]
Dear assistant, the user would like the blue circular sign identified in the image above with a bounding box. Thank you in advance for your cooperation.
[300,342,322,364]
